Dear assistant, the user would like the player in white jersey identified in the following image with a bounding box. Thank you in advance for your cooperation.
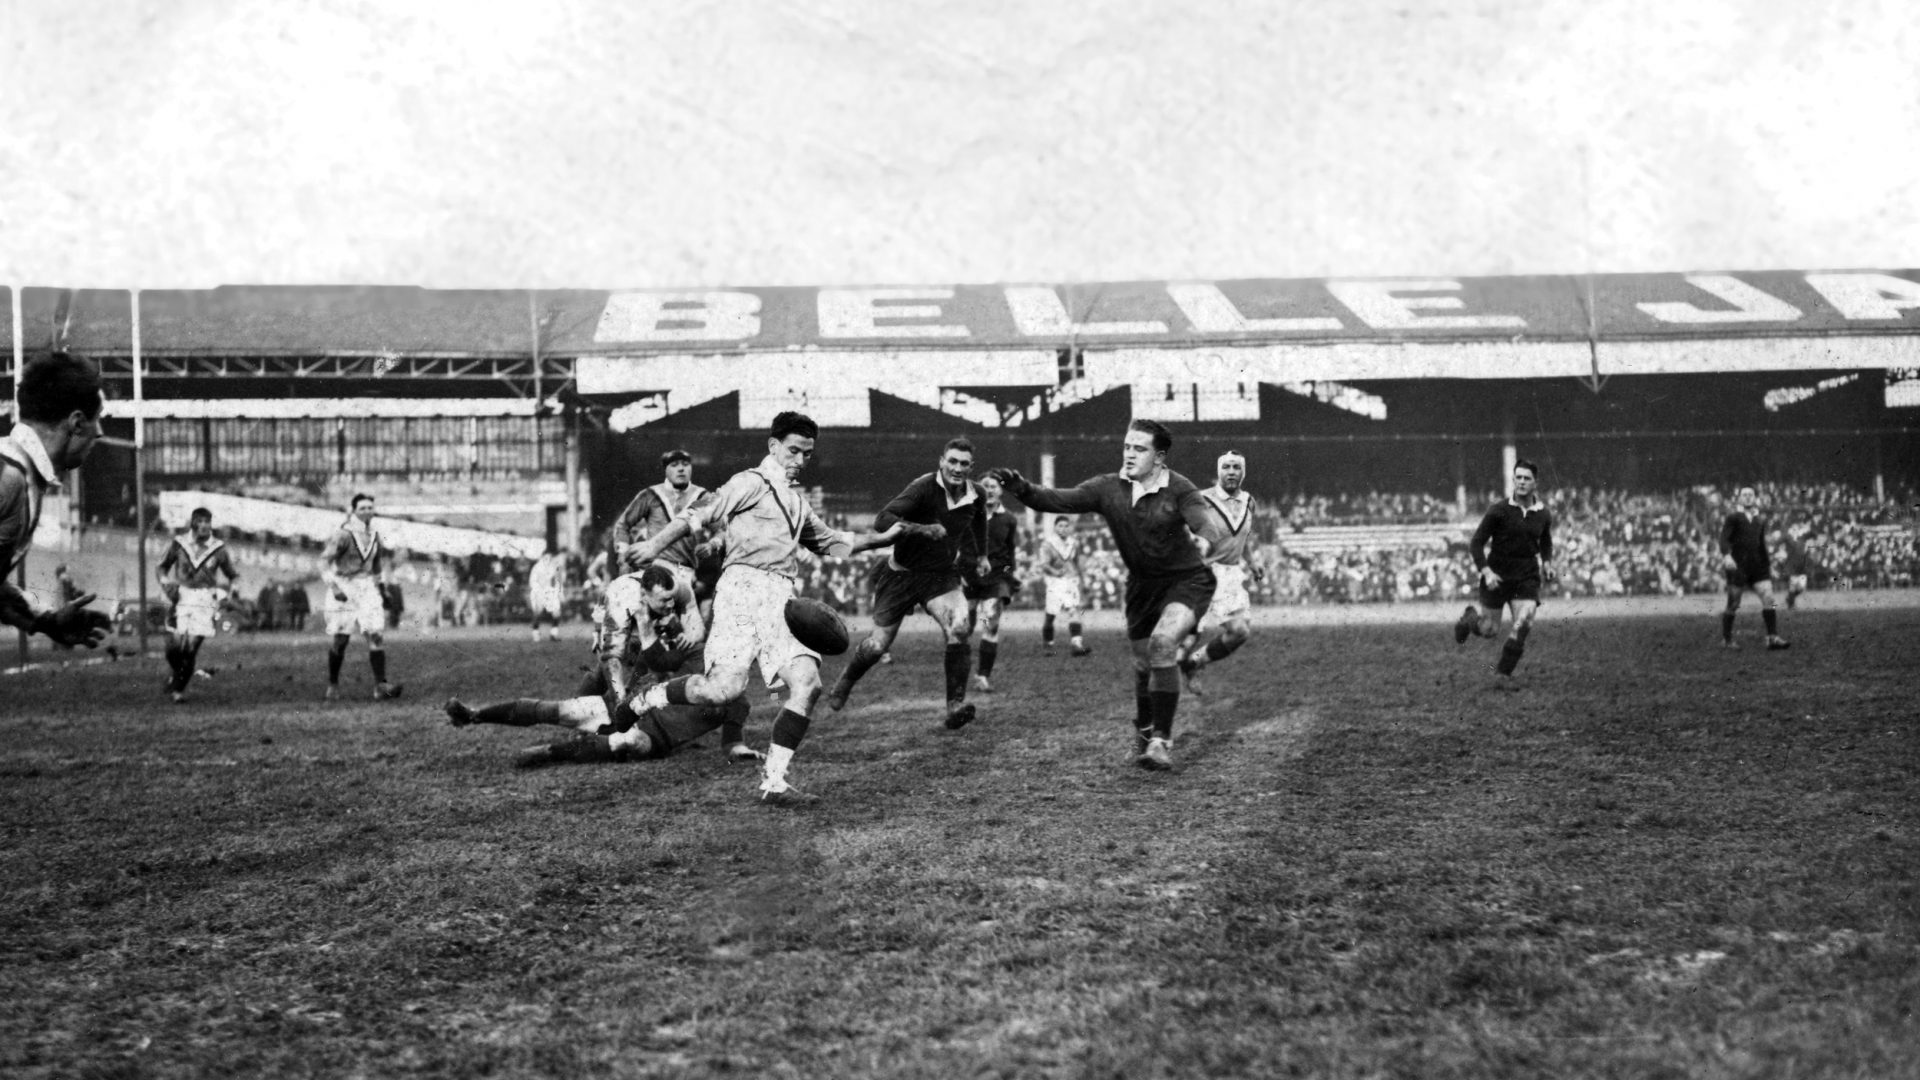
[156,507,241,703]
[319,493,403,701]
[616,412,920,806]
[1177,451,1263,695]
[1034,514,1091,657]
[527,545,568,642]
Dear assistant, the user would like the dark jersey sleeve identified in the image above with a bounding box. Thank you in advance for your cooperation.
[1469,508,1498,571]
[1007,476,1108,516]
[874,475,932,531]
[1537,510,1554,565]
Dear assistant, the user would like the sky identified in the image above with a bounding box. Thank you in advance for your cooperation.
[3,0,1916,290]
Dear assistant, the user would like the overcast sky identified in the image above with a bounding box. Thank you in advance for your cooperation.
[4,0,1915,290]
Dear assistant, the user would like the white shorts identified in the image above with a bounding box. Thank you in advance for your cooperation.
[324,577,387,636]
[530,584,565,616]
[705,565,815,686]
[1043,576,1081,616]
[1200,563,1251,632]
[172,587,223,638]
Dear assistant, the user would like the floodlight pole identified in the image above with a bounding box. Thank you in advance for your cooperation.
[11,286,24,666]
[132,289,149,659]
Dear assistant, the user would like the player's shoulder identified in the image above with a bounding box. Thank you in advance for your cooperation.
[1166,470,1204,496]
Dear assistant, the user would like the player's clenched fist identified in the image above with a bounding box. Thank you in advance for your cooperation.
[34,593,113,648]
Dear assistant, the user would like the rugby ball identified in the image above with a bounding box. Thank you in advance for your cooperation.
[784,597,851,656]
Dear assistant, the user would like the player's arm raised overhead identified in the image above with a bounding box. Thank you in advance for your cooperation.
[987,468,1105,516]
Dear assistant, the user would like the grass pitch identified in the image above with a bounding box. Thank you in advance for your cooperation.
[2,597,1916,1078]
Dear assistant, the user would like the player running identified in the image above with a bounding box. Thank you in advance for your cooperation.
[1034,514,1091,657]
[967,473,1023,693]
[990,419,1216,771]
[1720,486,1790,650]
[320,493,404,701]
[1177,450,1263,695]
[825,437,989,728]
[1453,459,1555,687]
[616,412,920,805]
[156,507,240,703]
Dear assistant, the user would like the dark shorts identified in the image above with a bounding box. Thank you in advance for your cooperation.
[609,698,740,758]
[871,564,964,627]
[1478,574,1542,610]
[1124,566,1216,641]
[964,570,1019,603]
[1725,562,1770,591]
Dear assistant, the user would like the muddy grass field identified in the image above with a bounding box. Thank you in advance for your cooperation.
[3,595,1916,1078]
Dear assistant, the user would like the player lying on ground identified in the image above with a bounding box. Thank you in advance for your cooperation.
[444,683,754,768]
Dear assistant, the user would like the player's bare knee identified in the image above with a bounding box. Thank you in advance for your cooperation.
[1146,631,1184,667]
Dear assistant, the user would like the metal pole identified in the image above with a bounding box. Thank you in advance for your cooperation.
[11,286,25,666]
[132,289,149,659]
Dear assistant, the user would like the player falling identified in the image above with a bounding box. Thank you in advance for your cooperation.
[1720,486,1790,650]
[1034,514,1091,657]
[156,507,240,704]
[826,437,988,729]
[1453,459,1554,688]
[1177,451,1262,695]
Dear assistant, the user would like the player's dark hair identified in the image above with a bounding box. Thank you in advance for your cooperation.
[769,411,818,442]
[1513,458,1538,479]
[190,507,212,524]
[350,493,374,511]
[638,564,676,592]
[1128,418,1173,454]
[943,437,975,457]
[16,352,105,425]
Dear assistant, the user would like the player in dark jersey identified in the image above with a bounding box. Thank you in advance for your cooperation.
[826,438,989,728]
[966,474,1024,693]
[1720,486,1789,650]
[991,419,1216,771]
[1453,459,1555,687]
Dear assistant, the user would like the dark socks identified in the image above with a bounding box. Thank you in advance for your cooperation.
[1147,666,1181,740]
[476,698,560,726]
[1762,608,1778,635]
[1497,639,1525,676]
[1134,669,1152,739]
[771,707,811,751]
[1068,621,1082,639]
[662,676,694,706]
[1204,637,1242,663]
[369,648,387,683]
[327,636,348,683]
[978,639,999,678]
[1721,610,1737,642]
[945,643,971,704]
[718,698,751,746]
[840,638,886,687]
[1042,615,1055,644]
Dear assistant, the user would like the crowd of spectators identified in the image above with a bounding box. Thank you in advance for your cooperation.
[211,483,1920,625]
[781,482,1918,611]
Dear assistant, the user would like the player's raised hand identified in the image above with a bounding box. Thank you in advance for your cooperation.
[35,592,113,649]
[987,467,1027,491]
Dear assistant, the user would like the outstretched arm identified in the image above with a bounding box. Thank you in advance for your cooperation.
[987,469,1105,515]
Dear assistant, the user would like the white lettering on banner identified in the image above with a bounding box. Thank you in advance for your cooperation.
[1166,283,1343,334]
[1323,280,1526,330]
[595,291,761,342]
[1635,275,1801,324]
[1804,273,1920,320]
[818,288,970,339]
[1003,286,1170,337]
